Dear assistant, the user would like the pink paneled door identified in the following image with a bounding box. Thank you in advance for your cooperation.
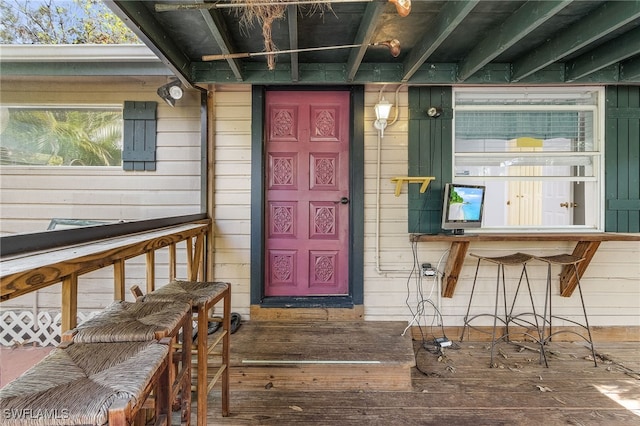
[265,91,350,297]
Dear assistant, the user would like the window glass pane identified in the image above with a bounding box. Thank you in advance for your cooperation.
[461,179,599,229]
[455,89,598,106]
[455,154,595,177]
[453,88,603,231]
[455,111,594,150]
[0,107,123,166]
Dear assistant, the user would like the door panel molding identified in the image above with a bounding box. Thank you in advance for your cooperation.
[250,86,364,307]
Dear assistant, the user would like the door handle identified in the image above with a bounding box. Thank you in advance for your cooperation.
[560,202,578,208]
[338,197,349,205]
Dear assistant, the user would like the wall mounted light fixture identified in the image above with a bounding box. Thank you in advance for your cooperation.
[157,79,184,107]
[373,97,393,138]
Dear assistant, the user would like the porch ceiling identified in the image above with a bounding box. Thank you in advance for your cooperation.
[106,0,640,86]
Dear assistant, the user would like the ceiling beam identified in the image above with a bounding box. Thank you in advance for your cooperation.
[192,61,638,85]
[457,0,572,82]
[402,0,478,82]
[346,1,387,83]
[106,1,193,85]
[511,0,640,82]
[288,5,299,82]
[565,26,640,82]
[199,7,244,82]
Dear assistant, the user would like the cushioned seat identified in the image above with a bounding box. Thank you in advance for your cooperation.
[0,340,170,426]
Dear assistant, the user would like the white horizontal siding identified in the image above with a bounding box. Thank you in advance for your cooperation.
[3,80,638,331]
[0,77,202,237]
[360,85,640,329]
[0,76,203,313]
[209,86,253,318]
[206,84,640,328]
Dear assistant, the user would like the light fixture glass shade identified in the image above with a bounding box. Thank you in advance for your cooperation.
[374,98,392,121]
[374,97,393,137]
[169,85,183,100]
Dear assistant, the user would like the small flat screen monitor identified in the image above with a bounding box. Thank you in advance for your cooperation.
[441,183,486,235]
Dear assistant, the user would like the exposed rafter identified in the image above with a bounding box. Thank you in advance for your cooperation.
[102,1,640,86]
[401,0,478,82]
[566,26,640,82]
[200,7,244,82]
[287,5,299,82]
[511,0,640,82]
[346,1,387,82]
[457,0,572,82]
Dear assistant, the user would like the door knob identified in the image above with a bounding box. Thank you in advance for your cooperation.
[339,197,349,204]
[560,202,569,208]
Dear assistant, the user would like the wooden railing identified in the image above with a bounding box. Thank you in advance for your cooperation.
[1,220,210,333]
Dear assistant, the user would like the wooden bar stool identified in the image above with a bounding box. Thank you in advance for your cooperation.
[139,280,231,426]
[63,300,193,424]
[533,254,597,367]
[0,340,171,426]
[460,252,536,367]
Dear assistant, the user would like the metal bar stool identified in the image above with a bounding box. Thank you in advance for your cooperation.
[460,252,536,367]
[0,340,171,426]
[533,254,597,367]
[62,300,193,424]
[139,280,231,426]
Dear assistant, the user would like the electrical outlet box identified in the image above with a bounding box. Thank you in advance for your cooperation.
[421,263,435,276]
[435,337,452,347]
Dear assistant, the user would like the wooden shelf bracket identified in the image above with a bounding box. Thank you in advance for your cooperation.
[390,176,435,197]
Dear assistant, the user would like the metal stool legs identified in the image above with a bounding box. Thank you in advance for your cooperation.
[535,254,597,367]
[460,252,534,367]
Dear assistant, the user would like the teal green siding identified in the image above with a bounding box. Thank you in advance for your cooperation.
[407,87,452,234]
[605,86,640,233]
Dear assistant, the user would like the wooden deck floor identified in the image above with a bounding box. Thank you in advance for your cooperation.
[201,322,640,425]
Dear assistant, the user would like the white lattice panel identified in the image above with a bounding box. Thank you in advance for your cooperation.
[0,311,99,347]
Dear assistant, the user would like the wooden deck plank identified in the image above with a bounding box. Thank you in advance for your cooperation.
[200,322,640,425]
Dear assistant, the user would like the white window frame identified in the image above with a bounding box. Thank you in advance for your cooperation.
[452,86,605,232]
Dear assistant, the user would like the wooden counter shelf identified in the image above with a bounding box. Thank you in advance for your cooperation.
[410,232,640,298]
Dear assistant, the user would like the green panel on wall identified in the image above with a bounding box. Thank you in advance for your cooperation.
[123,101,157,171]
[407,87,452,234]
[605,86,640,233]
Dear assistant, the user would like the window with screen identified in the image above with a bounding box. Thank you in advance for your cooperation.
[452,87,604,231]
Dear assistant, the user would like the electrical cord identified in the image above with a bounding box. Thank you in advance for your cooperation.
[405,242,463,376]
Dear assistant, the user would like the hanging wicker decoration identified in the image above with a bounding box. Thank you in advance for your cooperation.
[233,0,288,70]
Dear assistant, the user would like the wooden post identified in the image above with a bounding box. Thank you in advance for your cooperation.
[61,274,78,332]
[190,233,204,281]
[169,243,177,281]
[114,259,125,301]
[146,251,155,293]
[186,237,194,280]
[207,87,216,282]
[221,286,231,416]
